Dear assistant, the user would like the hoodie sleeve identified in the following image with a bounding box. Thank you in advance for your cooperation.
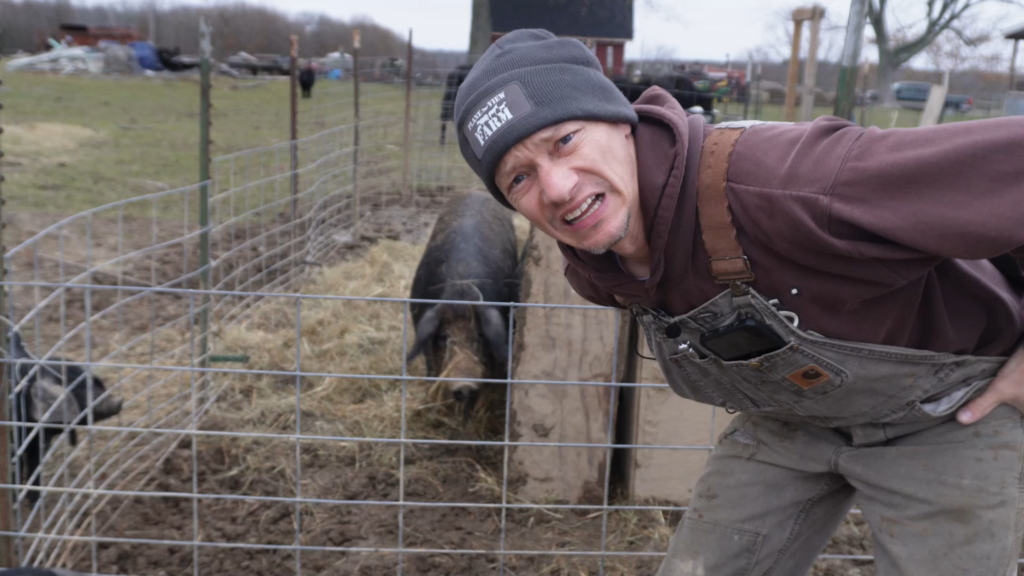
[827,116,1024,278]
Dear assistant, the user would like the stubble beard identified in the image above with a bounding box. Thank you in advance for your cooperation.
[583,210,631,255]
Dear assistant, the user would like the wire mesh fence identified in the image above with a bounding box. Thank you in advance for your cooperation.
[0,54,503,573]
[2,47,1022,576]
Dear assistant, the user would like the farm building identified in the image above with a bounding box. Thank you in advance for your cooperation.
[471,0,633,77]
[57,23,140,46]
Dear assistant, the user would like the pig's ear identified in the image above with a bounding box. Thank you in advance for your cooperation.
[31,375,81,425]
[477,306,509,367]
[407,306,441,361]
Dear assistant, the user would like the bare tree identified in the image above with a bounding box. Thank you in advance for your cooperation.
[749,7,845,66]
[635,43,677,75]
[0,0,415,60]
[641,0,683,25]
[868,0,1022,103]
[923,13,1005,73]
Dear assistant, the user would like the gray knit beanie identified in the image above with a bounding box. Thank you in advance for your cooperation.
[455,29,639,210]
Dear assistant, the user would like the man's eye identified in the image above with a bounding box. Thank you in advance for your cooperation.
[510,174,526,189]
[559,133,575,146]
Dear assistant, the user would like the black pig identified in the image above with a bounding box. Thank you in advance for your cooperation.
[8,330,122,504]
[439,63,472,145]
[408,191,520,419]
[299,66,316,98]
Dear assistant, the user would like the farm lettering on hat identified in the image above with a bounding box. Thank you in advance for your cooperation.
[463,83,533,159]
[453,29,637,210]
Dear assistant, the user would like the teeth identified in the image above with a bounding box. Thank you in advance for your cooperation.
[565,195,599,224]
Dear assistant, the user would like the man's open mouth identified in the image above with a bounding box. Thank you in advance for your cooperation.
[563,193,604,226]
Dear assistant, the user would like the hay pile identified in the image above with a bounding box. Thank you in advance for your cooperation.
[210,239,501,453]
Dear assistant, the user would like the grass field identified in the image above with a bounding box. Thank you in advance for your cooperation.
[1,73,420,216]
[4,73,283,214]
[2,72,1007,222]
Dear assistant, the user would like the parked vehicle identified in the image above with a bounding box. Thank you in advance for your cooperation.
[891,82,973,112]
[892,81,931,103]
[944,94,974,113]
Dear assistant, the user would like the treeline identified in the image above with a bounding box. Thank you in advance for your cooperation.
[0,0,466,68]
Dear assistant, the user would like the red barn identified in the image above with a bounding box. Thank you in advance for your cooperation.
[486,0,633,78]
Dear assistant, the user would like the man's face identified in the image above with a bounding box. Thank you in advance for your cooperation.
[495,120,640,255]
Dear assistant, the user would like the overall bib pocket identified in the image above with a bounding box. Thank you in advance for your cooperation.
[666,337,851,413]
[639,303,853,414]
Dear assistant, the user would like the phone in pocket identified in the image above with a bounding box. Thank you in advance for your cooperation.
[699,315,788,362]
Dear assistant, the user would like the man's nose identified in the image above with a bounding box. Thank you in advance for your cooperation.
[538,163,577,206]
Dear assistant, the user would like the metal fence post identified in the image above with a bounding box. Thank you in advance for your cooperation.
[0,70,13,570]
[743,58,751,120]
[403,29,413,199]
[754,62,763,120]
[834,0,869,120]
[1010,39,1019,92]
[198,17,212,369]
[290,34,299,220]
[859,60,869,126]
[352,29,361,236]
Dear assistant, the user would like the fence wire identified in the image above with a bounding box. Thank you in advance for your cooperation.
[1,59,1017,576]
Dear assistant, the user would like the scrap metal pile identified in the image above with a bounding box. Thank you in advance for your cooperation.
[5,38,239,78]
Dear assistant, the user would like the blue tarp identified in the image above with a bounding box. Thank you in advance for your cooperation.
[129,41,164,71]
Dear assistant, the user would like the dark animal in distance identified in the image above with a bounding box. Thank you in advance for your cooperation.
[299,66,316,99]
[408,191,520,420]
[439,63,472,145]
[8,330,123,505]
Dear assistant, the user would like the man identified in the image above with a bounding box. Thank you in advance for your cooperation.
[453,29,1024,576]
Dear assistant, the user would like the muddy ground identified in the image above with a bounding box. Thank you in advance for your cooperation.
[70,438,878,576]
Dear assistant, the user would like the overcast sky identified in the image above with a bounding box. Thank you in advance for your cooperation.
[239,0,1024,64]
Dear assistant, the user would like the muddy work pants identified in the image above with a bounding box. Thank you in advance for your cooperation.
[655,405,1024,576]
[632,288,1024,576]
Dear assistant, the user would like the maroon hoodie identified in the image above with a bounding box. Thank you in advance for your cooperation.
[559,87,1024,357]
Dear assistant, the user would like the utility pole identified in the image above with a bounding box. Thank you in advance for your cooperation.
[834,0,870,120]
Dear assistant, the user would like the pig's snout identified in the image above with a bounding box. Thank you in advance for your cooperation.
[451,383,480,421]
[93,394,123,421]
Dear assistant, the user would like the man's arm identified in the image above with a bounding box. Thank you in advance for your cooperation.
[825,116,1024,425]
[828,116,1024,271]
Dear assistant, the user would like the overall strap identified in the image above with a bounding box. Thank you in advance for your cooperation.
[696,126,755,286]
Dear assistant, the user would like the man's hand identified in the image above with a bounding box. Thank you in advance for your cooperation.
[957,346,1024,425]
